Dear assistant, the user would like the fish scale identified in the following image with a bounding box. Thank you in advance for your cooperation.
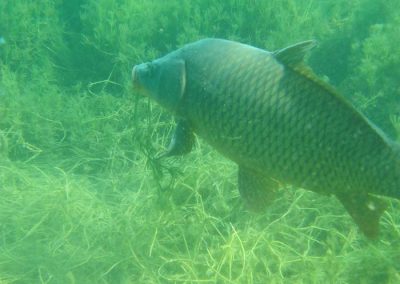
[132,38,400,238]
[196,45,372,181]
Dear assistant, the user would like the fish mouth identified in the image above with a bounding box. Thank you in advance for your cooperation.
[132,65,146,96]
[131,65,138,86]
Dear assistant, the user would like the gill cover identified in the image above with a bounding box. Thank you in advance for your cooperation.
[133,56,186,113]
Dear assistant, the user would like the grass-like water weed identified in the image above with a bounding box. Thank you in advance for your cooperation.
[0,0,399,283]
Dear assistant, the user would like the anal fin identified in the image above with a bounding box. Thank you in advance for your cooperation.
[336,192,387,239]
[238,166,279,212]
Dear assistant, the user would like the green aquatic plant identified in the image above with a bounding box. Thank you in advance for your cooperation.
[352,20,400,134]
[0,0,399,283]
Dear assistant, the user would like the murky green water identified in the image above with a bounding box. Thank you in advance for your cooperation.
[0,1,399,283]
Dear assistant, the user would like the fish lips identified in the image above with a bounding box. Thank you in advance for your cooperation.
[131,65,140,88]
[131,64,147,96]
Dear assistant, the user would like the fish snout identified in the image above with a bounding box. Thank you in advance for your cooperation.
[132,64,146,96]
[132,62,155,97]
[131,65,139,86]
[132,63,151,92]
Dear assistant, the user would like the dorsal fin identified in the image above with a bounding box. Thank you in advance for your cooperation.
[291,63,340,96]
[273,40,317,65]
[274,40,390,149]
[272,40,390,151]
[274,40,340,99]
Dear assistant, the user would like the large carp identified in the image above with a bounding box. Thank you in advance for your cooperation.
[132,38,400,238]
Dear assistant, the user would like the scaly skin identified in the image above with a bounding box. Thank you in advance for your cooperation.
[178,39,399,199]
[133,38,400,238]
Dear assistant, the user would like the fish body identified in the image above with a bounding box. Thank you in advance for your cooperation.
[132,38,399,238]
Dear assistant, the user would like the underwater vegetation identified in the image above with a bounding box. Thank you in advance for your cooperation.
[0,0,399,283]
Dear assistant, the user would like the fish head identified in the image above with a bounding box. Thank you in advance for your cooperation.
[132,52,186,113]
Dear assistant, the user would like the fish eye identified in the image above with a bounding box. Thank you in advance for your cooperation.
[146,63,156,75]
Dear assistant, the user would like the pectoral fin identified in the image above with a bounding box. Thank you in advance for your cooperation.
[238,166,278,212]
[336,192,387,239]
[159,119,194,158]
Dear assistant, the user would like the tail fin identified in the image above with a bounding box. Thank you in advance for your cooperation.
[336,193,387,239]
